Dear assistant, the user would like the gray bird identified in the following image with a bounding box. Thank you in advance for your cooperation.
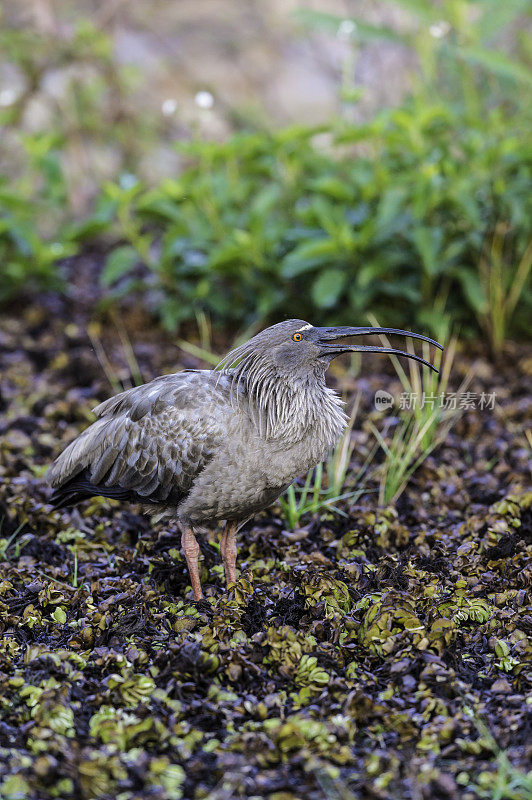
[48,320,442,600]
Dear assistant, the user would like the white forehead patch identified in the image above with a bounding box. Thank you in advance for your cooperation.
[297,324,313,331]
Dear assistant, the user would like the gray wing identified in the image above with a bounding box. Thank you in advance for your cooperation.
[48,371,228,507]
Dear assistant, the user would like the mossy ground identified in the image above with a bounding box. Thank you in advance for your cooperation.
[0,300,531,800]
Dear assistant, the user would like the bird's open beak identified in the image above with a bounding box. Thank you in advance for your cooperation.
[315,327,443,373]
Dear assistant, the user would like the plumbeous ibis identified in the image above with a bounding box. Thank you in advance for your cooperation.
[48,320,442,599]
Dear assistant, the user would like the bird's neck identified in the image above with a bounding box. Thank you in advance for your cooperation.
[241,369,347,447]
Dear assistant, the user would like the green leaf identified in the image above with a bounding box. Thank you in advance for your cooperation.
[412,227,443,277]
[309,177,354,202]
[473,0,529,41]
[311,268,347,309]
[101,245,139,286]
[454,267,488,314]
[249,184,282,218]
[52,607,67,624]
[453,44,532,87]
[294,9,409,44]
[281,238,339,278]
[374,188,408,240]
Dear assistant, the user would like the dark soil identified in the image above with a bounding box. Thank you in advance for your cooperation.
[0,300,531,800]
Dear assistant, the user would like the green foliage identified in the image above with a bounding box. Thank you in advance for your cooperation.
[0,20,157,196]
[0,197,73,303]
[88,99,531,338]
[476,228,532,356]
[370,325,464,505]
[472,752,532,800]
[296,0,532,109]
[0,16,157,305]
[0,134,77,302]
[1,0,530,348]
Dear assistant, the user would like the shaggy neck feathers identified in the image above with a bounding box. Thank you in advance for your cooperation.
[217,345,347,445]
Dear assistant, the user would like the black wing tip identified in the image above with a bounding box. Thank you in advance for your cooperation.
[47,469,171,509]
[48,490,82,510]
[48,469,135,509]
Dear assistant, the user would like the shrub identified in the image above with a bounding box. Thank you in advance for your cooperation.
[94,100,531,338]
[0,135,77,303]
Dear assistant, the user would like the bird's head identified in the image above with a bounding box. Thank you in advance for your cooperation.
[218,319,443,384]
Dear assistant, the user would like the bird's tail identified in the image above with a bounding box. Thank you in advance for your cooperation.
[49,468,138,508]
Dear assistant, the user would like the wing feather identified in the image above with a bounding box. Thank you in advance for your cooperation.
[48,371,227,508]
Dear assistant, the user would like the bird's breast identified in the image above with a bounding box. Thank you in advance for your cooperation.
[177,411,341,526]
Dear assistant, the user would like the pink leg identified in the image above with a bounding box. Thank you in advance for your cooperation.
[181,528,203,601]
[220,522,238,586]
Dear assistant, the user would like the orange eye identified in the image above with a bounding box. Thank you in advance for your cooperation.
[293,332,303,342]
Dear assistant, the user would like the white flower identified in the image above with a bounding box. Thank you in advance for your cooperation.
[119,173,139,190]
[161,98,178,116]
[0,88,17,106]
[337,19,356,40]
[429,21,451,39]
[194,91,214,110]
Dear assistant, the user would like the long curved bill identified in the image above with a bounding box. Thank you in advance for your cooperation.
[314,326,443,373]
